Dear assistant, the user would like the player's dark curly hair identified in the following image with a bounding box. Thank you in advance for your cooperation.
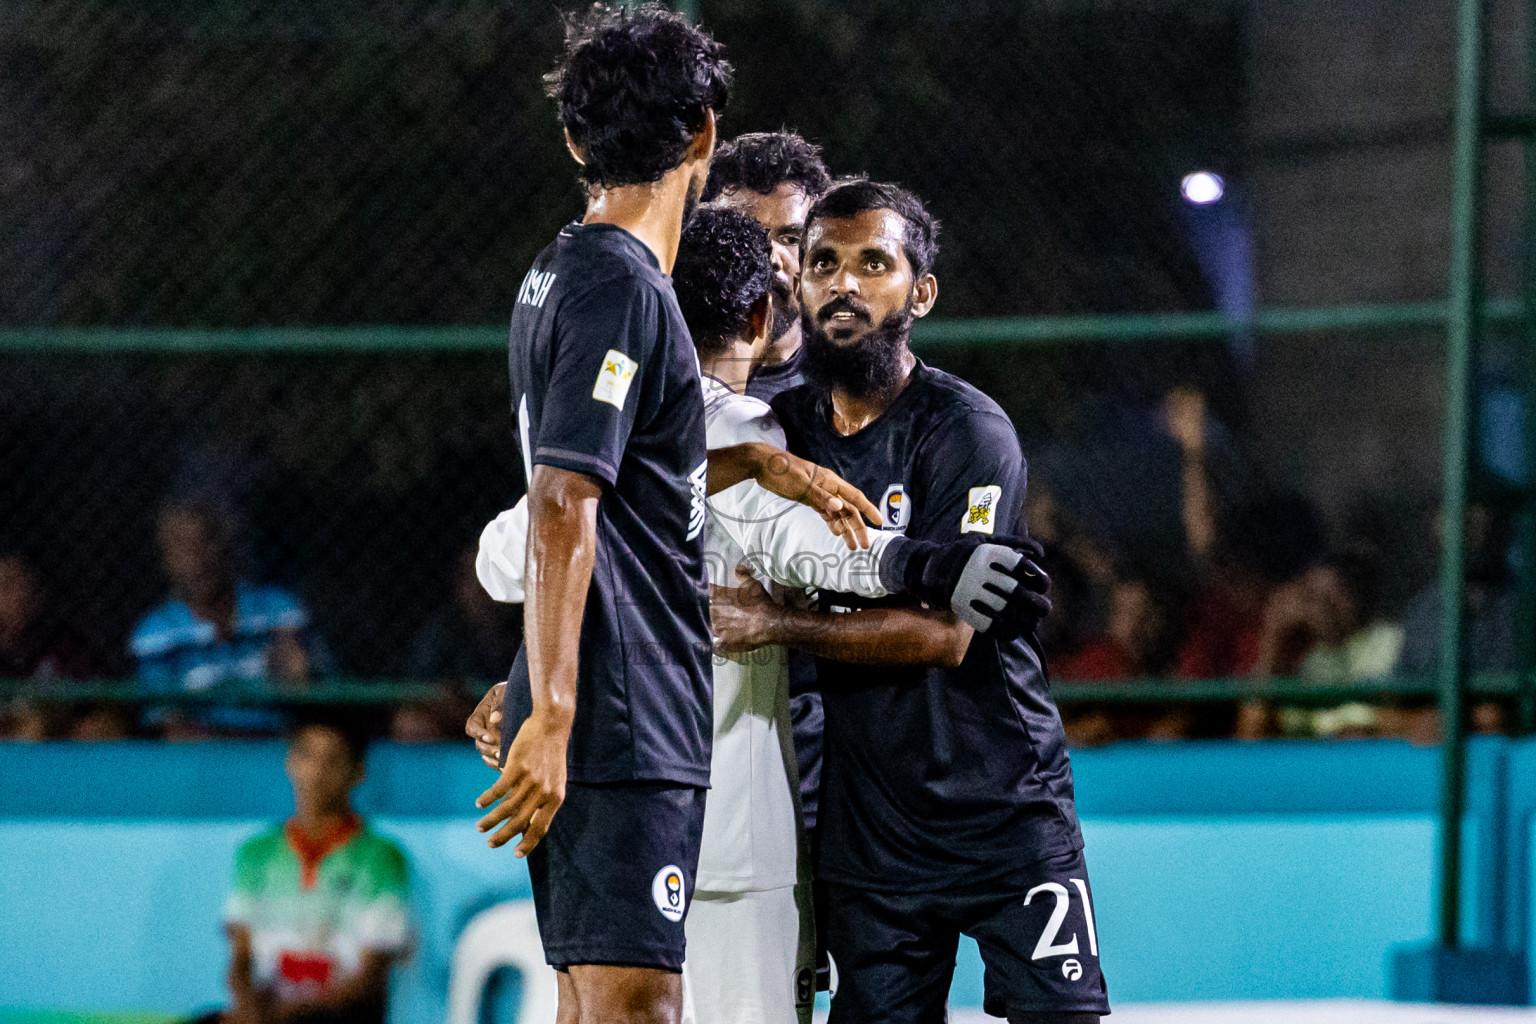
[544,3,733,188]
[804,178,941,279]
[701,131,833,203]
[673,206,771,355]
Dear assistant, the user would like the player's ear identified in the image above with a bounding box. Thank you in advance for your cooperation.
[910,274,938,318]
[748,293,772,353]
[685,108,717,165]
[563,128,587,167]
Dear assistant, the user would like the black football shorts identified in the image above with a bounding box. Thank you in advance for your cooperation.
[526,780,707,972]
[824,847,1110,1023]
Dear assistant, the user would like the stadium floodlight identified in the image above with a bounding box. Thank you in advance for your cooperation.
[1181,170,1224,204]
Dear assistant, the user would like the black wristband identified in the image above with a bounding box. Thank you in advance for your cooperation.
[876,535,926,595]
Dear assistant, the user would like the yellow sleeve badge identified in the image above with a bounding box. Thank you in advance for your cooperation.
[960,485,1002,535]
[592,349,639,410]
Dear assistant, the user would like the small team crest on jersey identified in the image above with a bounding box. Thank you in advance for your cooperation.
[651,864,687,922]
[881,484,909,532]
[961,485,1002,535]
[592,349,638,410]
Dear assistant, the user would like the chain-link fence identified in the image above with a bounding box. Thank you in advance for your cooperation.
[0,0,1526,741]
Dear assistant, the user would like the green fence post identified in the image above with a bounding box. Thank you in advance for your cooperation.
[1518,0,1536,736]
[1433,0,1486,954]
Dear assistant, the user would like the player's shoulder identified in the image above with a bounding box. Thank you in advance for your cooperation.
[768,380,824,427]
[235,823,289,867]
[130,598,200,656]
[350,825,411,888]
[703,381,785,449]
[550,223,671,303]
[913,364,1011,422]
[910,366,1023,472]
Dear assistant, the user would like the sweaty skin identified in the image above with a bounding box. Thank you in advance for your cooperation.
[475,465,595,856]
[711,567,973,668]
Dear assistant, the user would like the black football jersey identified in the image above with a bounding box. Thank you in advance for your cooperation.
[773,362,1081,890]
[744,344,806,405]
[503,222,712,787]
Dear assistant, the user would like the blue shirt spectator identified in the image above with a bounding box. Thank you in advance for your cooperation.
[132,583,310,692]
[131,495,324,736]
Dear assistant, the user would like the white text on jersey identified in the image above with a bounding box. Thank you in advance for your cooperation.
[516,268,558,308]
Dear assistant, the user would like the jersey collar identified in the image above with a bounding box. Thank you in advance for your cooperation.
[284,814,361,888]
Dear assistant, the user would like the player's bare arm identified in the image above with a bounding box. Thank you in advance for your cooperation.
[707,440,883,549]
[712,569,972,668]
[224,923,264,1024]
[476,464,599,856]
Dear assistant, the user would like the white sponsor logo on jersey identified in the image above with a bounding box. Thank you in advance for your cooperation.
[592,349,638,410]
[881,484,909,532]
[652,864,687,922]
[961,485,1001,535]
[686,460,708,541]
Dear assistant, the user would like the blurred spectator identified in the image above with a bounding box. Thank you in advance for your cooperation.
[0,549,104,680]
[406,544,521,685]
[1058,567,1194,745]
[213,717,410,1024]
[0,548,125,741]
[1037,384,1257,591]
[131,495,326,737]
[1175,494,1325,680]
[391,543,522,743]
[1058,568,1175,681]
[1383,502,1517,742]
[1397,503,1516,677]
[1241,547,1405,739]
[1028,486,1112,659]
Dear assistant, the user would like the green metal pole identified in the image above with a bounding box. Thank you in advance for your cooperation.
[1436,0,1487,951]
[1517,0,1536,737]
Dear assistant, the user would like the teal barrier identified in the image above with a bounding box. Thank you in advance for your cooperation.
[0,739,1523,1018]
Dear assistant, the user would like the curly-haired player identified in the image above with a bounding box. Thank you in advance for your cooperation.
[704,132,834,403]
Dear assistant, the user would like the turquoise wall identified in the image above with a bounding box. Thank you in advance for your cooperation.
[0,739,1521,1019]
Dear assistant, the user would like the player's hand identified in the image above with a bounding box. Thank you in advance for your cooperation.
[754,447,882,550]
[464,682,506,769]
[890,534,1051,637]
[475,711,568,857]
[710,568,781,655]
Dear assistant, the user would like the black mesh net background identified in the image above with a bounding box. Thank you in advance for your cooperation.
[0,1,1516,740]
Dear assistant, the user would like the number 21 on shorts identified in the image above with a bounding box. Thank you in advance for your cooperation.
[1025,878,1099,976]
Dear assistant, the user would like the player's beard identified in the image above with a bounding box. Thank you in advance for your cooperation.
[801,295,913,400]
[770,278,799,341]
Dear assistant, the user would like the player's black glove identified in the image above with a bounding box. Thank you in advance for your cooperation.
[878,534,1051,637]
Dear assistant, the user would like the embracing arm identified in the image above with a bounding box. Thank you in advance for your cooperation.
[475,464,600,856]
[708,442,882,549]
[711,577,973,669]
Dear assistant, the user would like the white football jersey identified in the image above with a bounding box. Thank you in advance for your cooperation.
[476,374,895,891]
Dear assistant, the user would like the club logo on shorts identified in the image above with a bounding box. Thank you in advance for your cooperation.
[651,864,686,922]
[881,484,909,532]
[960,485,1002,535]
[592,349,638,410]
